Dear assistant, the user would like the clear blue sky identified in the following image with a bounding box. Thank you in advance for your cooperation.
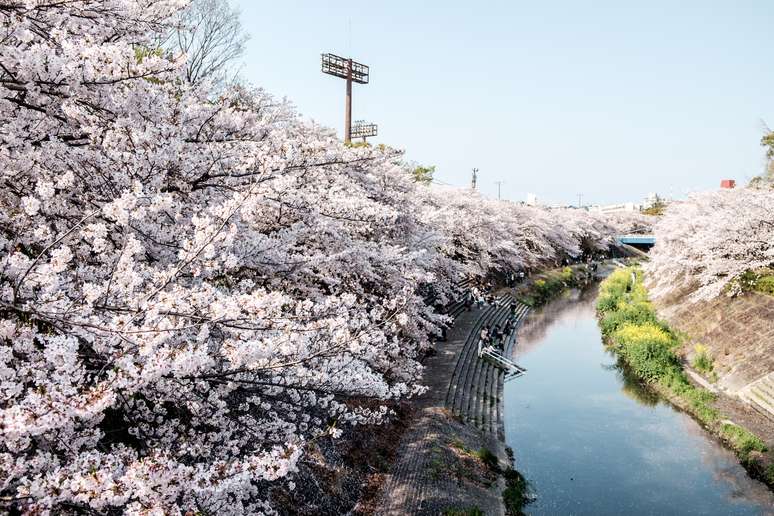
[234,0,774,205]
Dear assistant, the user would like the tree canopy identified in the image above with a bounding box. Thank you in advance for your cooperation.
[0,2,649,513]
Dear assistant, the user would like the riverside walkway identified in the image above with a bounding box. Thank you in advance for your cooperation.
[375,293,530,515]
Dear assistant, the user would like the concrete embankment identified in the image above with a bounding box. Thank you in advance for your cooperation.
[656,288,774,489]
[374,263,604,515]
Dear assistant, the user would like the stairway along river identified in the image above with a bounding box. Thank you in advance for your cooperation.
[504,284,774,515]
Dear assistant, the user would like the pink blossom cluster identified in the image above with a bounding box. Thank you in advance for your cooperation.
[646,187,774,302]
[0,2,641,513]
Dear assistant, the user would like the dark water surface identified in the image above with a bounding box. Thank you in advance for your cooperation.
[504,286,774,516]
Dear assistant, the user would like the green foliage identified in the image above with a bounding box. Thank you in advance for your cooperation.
[612,323,681,381]
[476,447,499,472]
[411,164,435,185]
[691,344,714,375]
[757,275,774,295]
[530,268,580,306]
[766,464,774,484]
[721,423,767,458]
[449,437,467,451]
[598,267,719,425]
[642,199,667,216]
[502,467,531,516]
[596,268,638,314]
[735,268,774,296]
[599,301,660,336]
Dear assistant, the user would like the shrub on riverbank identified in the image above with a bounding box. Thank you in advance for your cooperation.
[597,267,773,488]
[598,268,722,425]
[523,266,587,306]
[502,467,531,516]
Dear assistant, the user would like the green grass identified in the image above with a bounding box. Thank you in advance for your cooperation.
[721,423,767,459]
[449,437,467,451]
[598,268,773,484]
[502,467,531,516]
[476,447,499,472]
[691,344,716,382]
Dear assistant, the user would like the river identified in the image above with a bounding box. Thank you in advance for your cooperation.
[504,285,774,516]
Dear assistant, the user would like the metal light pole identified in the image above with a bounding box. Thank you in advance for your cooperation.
[345,58,352,142]
[471,168,478,190]
[321,53,370,144]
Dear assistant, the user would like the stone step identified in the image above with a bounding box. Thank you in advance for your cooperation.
[445,301,499,413]
[748,387,774,419]
[754,374,774,398]
[467,305,512,425]
[486,359,499,434]
[474,300,528,433]
[447,295,510,416]
[740,372,774,421]
[449,303,499,415]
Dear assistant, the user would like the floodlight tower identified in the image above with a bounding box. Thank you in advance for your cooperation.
[321,53,370,143]
[351,120,378,143]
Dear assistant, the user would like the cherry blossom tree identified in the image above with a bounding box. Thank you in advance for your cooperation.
[0,2,632,513]
[645,188,774,302]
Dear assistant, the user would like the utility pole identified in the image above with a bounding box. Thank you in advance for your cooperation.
[577,193,583,208]
[471,168,478,190]
[321,53,371,144]
[495,181,504,200]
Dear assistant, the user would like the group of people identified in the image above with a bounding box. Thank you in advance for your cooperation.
[505,270,526,287]
[465,280,495,310]
[478,300,522,355]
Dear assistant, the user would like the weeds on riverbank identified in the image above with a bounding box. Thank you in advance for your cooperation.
[721,423,767,457]
[597,267,773,488]
[502,467,531,516]
[597,268,719,424]
[522,266,585,306]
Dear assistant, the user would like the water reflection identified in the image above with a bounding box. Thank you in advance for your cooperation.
[504,284,774,516]
[604,357,661,407]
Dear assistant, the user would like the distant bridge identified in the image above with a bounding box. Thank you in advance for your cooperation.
[617,234,655,251]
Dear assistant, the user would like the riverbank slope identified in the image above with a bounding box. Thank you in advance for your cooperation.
[598,268,774,489]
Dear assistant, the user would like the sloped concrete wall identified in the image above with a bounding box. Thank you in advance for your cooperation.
[654,290,774,395]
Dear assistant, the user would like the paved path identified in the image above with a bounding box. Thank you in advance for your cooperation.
[376,297,530,515]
